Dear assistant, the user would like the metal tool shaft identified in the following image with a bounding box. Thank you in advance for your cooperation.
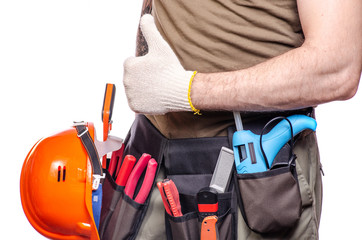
[233,112,244,131]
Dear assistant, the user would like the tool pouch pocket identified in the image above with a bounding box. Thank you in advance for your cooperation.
[99,115,167,240]
[236,117,302,234]
[164,136,238,240]
[99,170,146,240]
[237,162,302,234]
[165,190,235,240]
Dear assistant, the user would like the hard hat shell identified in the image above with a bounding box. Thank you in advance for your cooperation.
[20,122,100,240]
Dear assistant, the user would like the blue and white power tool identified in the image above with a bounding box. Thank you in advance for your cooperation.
[233,113,317,174]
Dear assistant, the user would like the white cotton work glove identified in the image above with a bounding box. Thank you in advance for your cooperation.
[123,14,198,115]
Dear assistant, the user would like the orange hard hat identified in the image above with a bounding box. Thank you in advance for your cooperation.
[20,122,102,240]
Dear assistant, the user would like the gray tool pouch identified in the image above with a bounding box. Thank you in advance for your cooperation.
[237,161,302,234]
[236,116,303,234]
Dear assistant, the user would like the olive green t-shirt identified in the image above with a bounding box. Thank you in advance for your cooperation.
[146,0,304,139]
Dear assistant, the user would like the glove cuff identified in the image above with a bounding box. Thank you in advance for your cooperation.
[187,71,201,115]
[160,70,197,113]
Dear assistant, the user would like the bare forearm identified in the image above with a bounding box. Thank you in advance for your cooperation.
[191,0,362,112]
[191,43,361,112]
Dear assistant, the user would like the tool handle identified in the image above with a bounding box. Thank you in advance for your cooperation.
[201,216,218,240]
[115,155,136,186]
[109,144,124,177]
[233,114,317,173]
[262,114,317,162]
[197,187,219,214]
[157,182,173,216]
[134,158,157,204]
[124,153,151,199]
[165,180,183,217]
[102,83,116,168]
[102,83,116,129]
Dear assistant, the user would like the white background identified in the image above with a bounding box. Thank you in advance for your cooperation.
[0,1,361,239]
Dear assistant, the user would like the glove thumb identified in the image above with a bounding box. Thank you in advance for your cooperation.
[140,14,175,56]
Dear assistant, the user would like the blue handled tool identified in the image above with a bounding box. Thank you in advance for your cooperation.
[233,113,317,174]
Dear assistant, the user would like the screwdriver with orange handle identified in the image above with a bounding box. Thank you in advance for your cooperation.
[102,83,116,169]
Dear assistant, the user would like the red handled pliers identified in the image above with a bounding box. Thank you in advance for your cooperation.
[124,153,158,204]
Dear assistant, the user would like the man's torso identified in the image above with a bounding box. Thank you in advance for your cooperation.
[139,0,304,138]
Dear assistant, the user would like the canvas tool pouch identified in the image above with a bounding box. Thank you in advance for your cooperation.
[99,109,312,239]
[236,117,302,234]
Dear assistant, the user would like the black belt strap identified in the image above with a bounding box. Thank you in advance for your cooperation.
[74,122,103,177]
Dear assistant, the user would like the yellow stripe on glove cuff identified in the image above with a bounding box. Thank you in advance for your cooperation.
[188,71,201,115]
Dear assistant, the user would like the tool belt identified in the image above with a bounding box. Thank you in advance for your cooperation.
[99,108,314,240]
